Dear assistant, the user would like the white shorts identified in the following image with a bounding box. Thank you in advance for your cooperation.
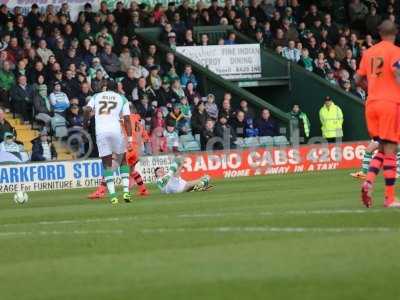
[165,176,187,194]
[96,132,126,158]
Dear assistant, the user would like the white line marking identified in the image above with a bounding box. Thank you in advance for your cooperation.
[0,229,124,238]
[141,226,398,234]
[0,209,393,228]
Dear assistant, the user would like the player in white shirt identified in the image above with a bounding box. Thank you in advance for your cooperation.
[84,81,133,205]
[155,157,212,194]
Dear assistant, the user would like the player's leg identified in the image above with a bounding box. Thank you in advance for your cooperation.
[102,154,119,205]
[361,102,382,207]
[129,168,149,196]
[88,156,120,199]
[382,141,400,207]
[112,135,132,203]
[184,175,211,192]
[351,141,378,179]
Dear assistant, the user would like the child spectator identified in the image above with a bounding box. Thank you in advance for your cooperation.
[164,124,179,152]
[205,94,218,120]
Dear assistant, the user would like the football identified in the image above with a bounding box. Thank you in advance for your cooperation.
[14,192,29,204]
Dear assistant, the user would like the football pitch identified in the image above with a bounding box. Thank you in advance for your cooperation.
[1,169,400,300]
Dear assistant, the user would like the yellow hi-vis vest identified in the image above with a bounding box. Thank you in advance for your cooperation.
[319,103,344,138]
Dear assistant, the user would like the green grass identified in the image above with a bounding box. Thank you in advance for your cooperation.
[0,169,400,300]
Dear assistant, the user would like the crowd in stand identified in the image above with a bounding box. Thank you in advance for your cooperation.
[0,0,386,157]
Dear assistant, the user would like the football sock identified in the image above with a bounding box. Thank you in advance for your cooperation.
[397,151,400,176]
[366,151,384,184]
[104,169,115,196]
[361,151,373,174]
[120,165,130,193]
[383,153,397,201]
[131,171,145,189]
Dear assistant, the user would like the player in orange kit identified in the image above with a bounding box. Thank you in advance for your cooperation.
[88,106,149,199]
[356,20,400,208]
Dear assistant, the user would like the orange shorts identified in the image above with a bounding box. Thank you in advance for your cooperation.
[126,147,139,167]
[365,100,400,143]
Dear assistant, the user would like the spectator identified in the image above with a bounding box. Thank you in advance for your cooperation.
[238,100,255,120]
[136,95,154,126]
[148,65,162,91]
[49,81,70,115]
[36,39,54,65]
[185,81,201,104]
[66,104,83,128]
[319,96,344,142]
[0,131,23,153]
[180,65,198,88]
[159,77,173,108]
[282,40,301,62]
[298,48,314,72]
[334,36,349,62]
[132,77,156,103]
[167,103,185,132]
[215,115,236,149]
[91,70,107,93]
[289,104,310,143]
[164,124,179,152]
[171,79,185,101]
[200,118,216,150]
[0,108,16,143]
[0,60,15,109]
[100,43,121,78]
[230,110,246,138]
[31,130,57,161]
[131,56,149,79]
[88,57,109,80]
[191,101,209,135]
[256,108,279,137]
[179,97,192,133]
[220,97,235,122]
[119,47,132,73]
[10,75,34,124]
[245,117,259,137]
[32,74,53,125]
[204,94,218,120]
[77,82,92,107]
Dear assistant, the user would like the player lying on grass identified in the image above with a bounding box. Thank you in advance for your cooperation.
[350,140,400,179]
[155,157,212,193]
[88,109,149,199]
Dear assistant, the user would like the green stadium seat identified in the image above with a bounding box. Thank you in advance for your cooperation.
[259,136,274,147]
[244,137,260,147]
[273,136,289,146]
[235,138,245,148]
[183,141,201,152]
[180,134,195,143]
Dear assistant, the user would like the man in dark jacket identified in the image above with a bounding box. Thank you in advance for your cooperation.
[10,75,35,123]
[256,108,279,137]
[191,101,209,135]
[31,131,57,161]
[200,119,216,150]
[215,115,236,150]
[230,110,246,138]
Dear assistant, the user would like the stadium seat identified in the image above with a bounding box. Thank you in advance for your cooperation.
[273,136,289,146]
[259,136,274,147]
[235,138,245,148]
[244,137,260,148]
[183,140,201,151]
[180,134,195,143]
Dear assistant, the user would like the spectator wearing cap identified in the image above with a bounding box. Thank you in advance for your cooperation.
[0,108,16,143]
[88,57,109,80]
[36,39,54,65]
[319,96,343,142]
[10,75,34,124]
[180,65,198,89]
[31,130,57,161]
[204,94,218,120]
[49,81,70,115]
[167,31,178,50]
[256,108,279,137]
[0,131,24,153]
[0,61,15,108]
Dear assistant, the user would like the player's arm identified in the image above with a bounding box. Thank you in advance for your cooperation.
[121,97,133,147]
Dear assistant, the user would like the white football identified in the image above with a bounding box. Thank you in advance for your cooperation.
[14,191,29,204]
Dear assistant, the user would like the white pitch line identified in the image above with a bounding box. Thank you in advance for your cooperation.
[141,226,398,234]
[0,229,124,238]
[0,208,393,228]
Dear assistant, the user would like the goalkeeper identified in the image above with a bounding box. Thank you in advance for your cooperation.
[155,157,212,194]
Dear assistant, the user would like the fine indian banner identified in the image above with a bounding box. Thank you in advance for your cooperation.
[176,44,262,79]
[0,142,367,194]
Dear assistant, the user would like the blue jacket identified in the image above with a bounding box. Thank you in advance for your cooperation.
[256,118,279,137]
